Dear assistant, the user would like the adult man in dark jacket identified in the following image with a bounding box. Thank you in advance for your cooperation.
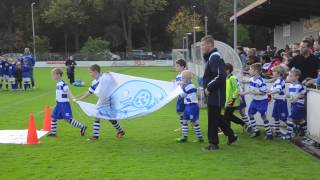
[288,40,320,85]
[65,56,77,84]
[201,36,238,151]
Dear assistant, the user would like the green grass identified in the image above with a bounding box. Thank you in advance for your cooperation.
[0,66,319,180]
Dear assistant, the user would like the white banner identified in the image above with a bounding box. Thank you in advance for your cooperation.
[77,72,182,120]
[0,130,48,144]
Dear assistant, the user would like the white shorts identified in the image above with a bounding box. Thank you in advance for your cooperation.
[23,78,31,83]
[8,77,15,83]
[3,75,9,81]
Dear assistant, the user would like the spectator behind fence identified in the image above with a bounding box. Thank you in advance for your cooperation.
[303,36,315,52]
[237,46,247,66]
[19,48,35,88]
[288,40,320,86]
[291,43,300,57]
[264,45,274,59]
[247,48,260,66]
[243,48,260,74]
[266,50,285,77]
[313,37,320,60]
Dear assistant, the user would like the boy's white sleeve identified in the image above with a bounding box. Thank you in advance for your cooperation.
[180,91,187,97]
[271,84,281,93]
[299,85,307,96]
[63,84,70,92]
[259,81,268,93]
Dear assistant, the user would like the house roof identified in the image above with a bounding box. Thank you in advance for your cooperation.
[230,0,320,27]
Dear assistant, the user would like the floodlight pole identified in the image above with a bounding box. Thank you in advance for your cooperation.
[233,0,238,50]
[193,5,196,44]
[31,2,36,58]
[205,16,208,36]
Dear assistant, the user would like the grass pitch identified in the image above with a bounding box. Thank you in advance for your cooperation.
[0,66,319,179]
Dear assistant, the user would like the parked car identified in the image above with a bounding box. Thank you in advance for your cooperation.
[71,51,121,61]
[105,51,121,60]
[128,50,155,60]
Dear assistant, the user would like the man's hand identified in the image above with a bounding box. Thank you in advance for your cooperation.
[290,97,298,103]
[205,88,210,96]
[239,91,248,96]
[288,95,297,103]
[251,91,262,95]
[304,79,315,87]
[227,99,235,106]
[267,90,277,96]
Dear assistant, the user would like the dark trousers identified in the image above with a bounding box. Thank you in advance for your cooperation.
[207,105,235,145]
[67,72,75,84]
[224,106,245,127]
[16,80,22,89]
[30,68,35,87]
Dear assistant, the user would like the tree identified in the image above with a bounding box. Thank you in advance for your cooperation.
[31,35,51,54]
[109,0,167,52]
[42,0,101,52]
[80,36,110,54]
[0,0,34,52]
[227,24,250,46]
[140,0,167,51]
[166,7,203,48]
[218,0,261,47]
[0,0,270,53]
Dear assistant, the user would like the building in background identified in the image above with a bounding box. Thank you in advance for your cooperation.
[230,0,320,49]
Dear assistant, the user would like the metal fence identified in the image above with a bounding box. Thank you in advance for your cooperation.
[1,52,172,62]
[172,41,242,107]
[37,51,172,61]
[173,41,242,85]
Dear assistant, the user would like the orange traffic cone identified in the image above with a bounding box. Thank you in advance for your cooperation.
[27,113,40,145]
[42,105,51,132]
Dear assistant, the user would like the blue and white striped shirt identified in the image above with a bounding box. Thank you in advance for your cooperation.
[176,73,182,84]
[89,76,101,94]
[270,77,286,100]
[181,82,198,104]
[249,76,268,100]
[288,82,306,105]
[56,80,69,103]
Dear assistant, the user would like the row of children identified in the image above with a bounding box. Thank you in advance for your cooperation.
[0,56,33,91]
[174,59,306,142]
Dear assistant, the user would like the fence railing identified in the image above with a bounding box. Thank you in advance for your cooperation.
[35,52,172,62]
[1,52,172,62]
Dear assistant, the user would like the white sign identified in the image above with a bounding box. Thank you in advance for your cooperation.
[35,60,173,67]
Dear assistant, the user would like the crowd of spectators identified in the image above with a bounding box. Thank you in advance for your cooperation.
[238,36,320,88]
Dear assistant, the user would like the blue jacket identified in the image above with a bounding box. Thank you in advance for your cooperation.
[22,64,31,78]
[0,61,4,76]
[19,53,35,67]
[8,64,16,77]
[203,48,227,107]
[2,61,9,75]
